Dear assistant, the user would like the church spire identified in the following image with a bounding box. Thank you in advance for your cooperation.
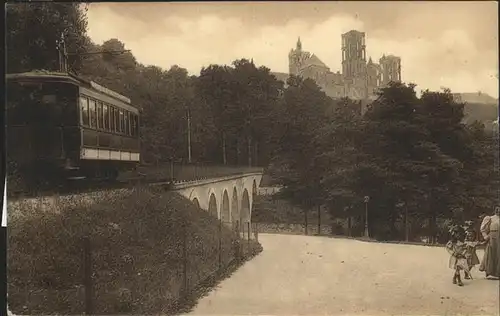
[296,36,302,51]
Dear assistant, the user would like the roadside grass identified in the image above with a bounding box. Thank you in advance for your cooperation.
[8,186,262,315]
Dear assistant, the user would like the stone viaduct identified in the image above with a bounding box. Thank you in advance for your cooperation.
[173,171,263,226]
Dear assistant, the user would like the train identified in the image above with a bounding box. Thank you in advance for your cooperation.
[6,70,141,186]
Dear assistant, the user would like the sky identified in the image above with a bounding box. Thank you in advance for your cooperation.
[86,1,499,98]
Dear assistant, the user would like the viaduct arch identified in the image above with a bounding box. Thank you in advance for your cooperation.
[174,173,263,225]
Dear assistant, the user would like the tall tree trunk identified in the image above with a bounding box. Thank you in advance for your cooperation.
[304,208,308,235]
[429,213,437,244]
[254,141,258,167]
[187,108,192,163]
[405,204,409,242]
[428,192,436,244]
[236,138,240,166]
[222,132,227,165]
[317,205,321,235]
[348,216,352,237]
[247,136,252,167]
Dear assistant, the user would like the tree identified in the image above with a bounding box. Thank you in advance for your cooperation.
[195,60,282,166]
[271,75,332,211]
[314,97,365,233]
[416,89,473,239]
[6,2,88,73]
[229,59,283,166]
[461,121,499,217]
[196,64,236,164]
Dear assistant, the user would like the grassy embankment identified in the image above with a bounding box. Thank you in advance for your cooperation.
[8,186,262,315]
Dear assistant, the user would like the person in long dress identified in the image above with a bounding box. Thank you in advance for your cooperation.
[479,206,500,278]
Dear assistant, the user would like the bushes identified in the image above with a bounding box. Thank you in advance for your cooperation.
[8,186,260,315]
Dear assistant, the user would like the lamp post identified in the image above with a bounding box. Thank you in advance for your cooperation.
[364,196,370,238]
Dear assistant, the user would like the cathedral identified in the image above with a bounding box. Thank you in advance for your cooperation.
[274,30,402,101]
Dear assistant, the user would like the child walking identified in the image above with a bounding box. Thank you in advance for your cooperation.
[446,225,470,286]
[463,221,481,279]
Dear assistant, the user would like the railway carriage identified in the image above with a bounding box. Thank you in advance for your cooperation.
[6,70,141,184]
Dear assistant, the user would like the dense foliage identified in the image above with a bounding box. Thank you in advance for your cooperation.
[7,3,499,240]
[271,82,499,241]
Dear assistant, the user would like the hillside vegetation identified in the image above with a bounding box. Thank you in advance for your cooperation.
[8,188,261,315]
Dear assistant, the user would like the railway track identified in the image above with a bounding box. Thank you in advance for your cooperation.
[7,167,263,201]
[6,176,174,201]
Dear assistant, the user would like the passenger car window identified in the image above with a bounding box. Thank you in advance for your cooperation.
[111,107,116,132]
[103,104,110,131]
[124,112,130,136]
[120,110,125,133]
[88,99,97,128]
[97,102,103,129]
[80,96,89,126]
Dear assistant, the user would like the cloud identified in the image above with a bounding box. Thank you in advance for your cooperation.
[86,5,498,98]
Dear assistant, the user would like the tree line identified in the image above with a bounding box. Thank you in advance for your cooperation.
[6,3,286,167]
[272,81,499,241]
[7,3,499,240]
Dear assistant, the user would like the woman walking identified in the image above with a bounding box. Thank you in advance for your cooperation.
[479,206,500,278]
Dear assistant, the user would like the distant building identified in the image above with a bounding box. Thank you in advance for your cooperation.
[272,30,402,102]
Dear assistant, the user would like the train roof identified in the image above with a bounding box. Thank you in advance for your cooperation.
[6,70,133,106]
[7,70,82,84]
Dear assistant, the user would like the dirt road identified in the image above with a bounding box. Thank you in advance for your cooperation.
[185,233,499,315]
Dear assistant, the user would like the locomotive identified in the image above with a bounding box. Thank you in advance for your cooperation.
[6,70,141,186]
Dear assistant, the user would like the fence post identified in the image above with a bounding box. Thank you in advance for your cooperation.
[233,221,241,262]
[405,204,409,242]
[247,222,251,241]
[304,209,308,235]
[182,219,188,297]
[317,205,321,235]
[348,216,352,237]
[218,220,222,272]
[254,223,259,242]
[83,237,93,315]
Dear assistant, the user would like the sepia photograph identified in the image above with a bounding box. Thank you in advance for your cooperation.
[4,1,499,315]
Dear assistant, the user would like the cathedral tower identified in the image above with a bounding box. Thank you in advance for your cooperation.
[288,37,303,75]
[366,57,382,96]
[341,30,367,79]
[379,54,401,85]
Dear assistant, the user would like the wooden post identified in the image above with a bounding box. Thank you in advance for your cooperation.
[304,209,308,235]
[405,204,409,242]
[247,222,251,245]
[218,220,222,271]
[254,223,259,242]
[236,138,240,166]
[222,132,227,165]
[182,218,188,296]
[254,141,258,167]
[348,216,352,237]
[317,205,321,235]
[187,108,192,163]
[247,137,252,167]
[83,237,93,315]
[364,196,370,238]
[170,160,174,182]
